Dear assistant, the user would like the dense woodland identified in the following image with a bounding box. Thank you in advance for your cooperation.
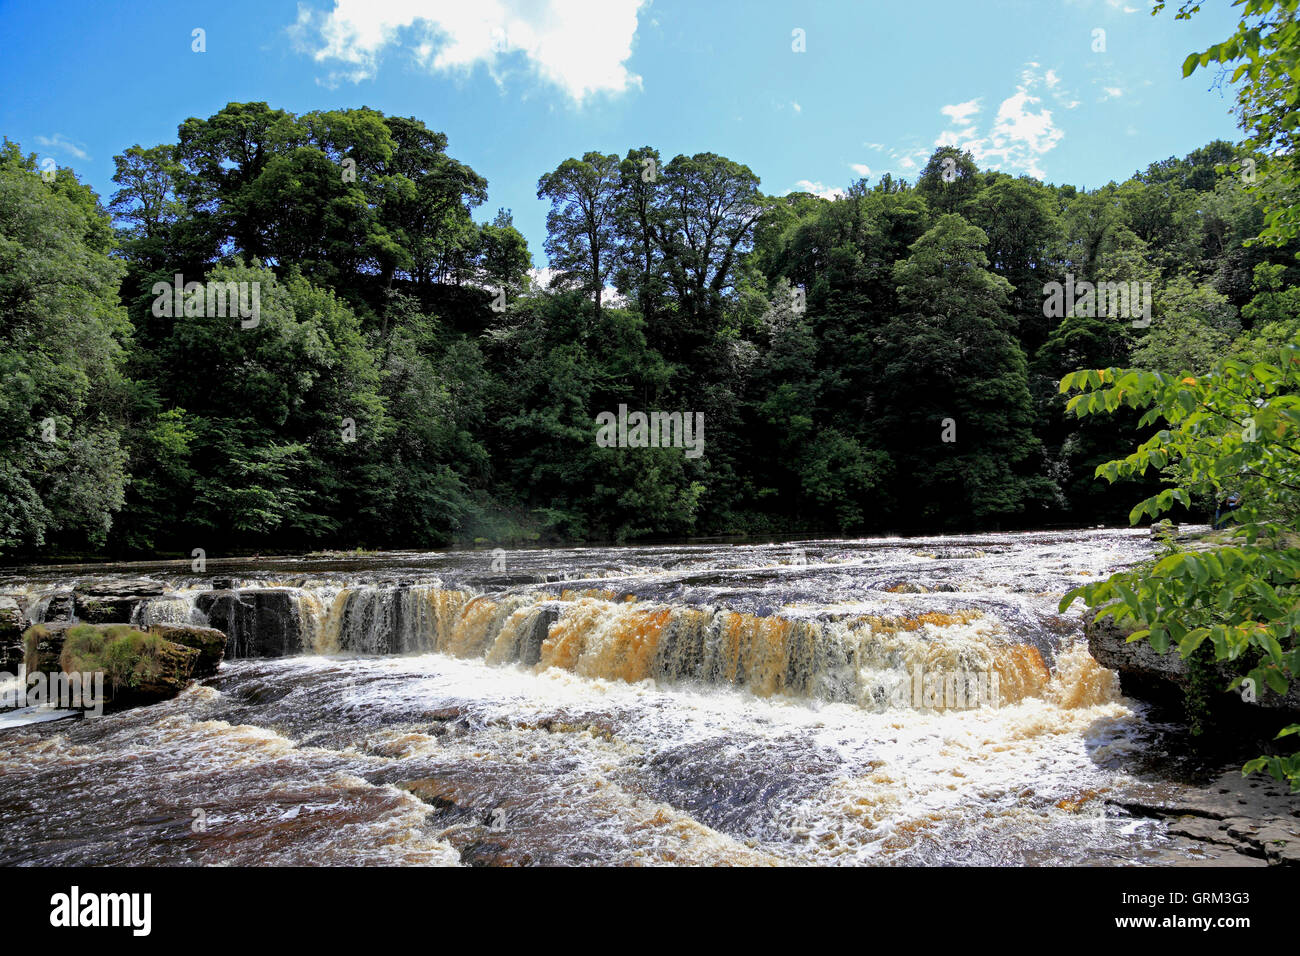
[2,99,1299,558]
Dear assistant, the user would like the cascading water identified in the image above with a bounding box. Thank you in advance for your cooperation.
[131,593,205,628]
[0,529,1211,865]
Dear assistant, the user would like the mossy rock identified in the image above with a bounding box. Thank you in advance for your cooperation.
[23,621,200,711]
[22,622,67,675]
[149,624,226,678]
[40,592,75,623]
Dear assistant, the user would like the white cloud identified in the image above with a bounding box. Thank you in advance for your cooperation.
[936,99,983,155]
[292,0,646,103]
[849,163,872,177]
[792,101,802,113]
[34,133,89,161]
[991,90,1063,156]
[940,98,981,126]
[1100,86,1123,101]
[929,65,1065,180]
[790,180,846,200]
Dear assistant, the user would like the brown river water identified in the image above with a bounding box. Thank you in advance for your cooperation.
[0,529,1227,865]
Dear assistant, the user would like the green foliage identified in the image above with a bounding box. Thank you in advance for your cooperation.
[1130,277,1240,374]
[872,215,1051,524]
[0,140,130,555]
[1059,344,1300,789]
[5,70,1300,558]
[58,623,175,692]
[1157,0,1300,249]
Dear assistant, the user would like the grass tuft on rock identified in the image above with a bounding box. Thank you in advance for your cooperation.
[21,624,48,660]
[59,624,171,692]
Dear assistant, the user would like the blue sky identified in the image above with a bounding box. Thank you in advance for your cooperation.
[1,0,1243,268]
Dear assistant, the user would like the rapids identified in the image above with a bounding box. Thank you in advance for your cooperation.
[0,529,1218,865]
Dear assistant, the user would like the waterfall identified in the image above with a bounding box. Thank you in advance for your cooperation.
[131,594,205,628]
[526,598,1079,710]
[13,574,1114,714]
[295,584,471,655]
[168,579,1114,713]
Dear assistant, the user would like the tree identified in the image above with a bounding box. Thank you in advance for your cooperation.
[1158,0,1300,248]
[0,141,130,554]
[967,174,1062,349]
[1232,262,1300,363]
[1131,276,1240,374]
[613,146,666,321]
[537,151,621,320]
[152,261,384,546]
[174,101,299,261]
[476,208,532,297]
[377,114,487,291]
[873,215,1050,524]
[915,147,979,216]
[655,152,766,325]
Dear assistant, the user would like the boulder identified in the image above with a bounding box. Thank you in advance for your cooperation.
[82,580,166,599]
[73,594,137,624]
[1087,617,1300,716]
[149,624,226,677]
[22,621,73,675]
[195,588,304,658]
[1108,767,1300,866]
[22,622,201,711]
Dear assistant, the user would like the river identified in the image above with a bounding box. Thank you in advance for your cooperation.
[0,528,1226,865]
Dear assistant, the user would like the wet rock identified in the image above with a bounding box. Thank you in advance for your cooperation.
[74,593,139,624]
[73,581,166,625]
[92,580,163,598]
[21,621,73,674]
[195,588,304,658]
[1110,768,1300,866]
[0,598,24,672]
[33,591,74,624]
[1086,617,1300,715]
[398,778,480,823]
[1265,836,1300,865]
[1167,816,1239,847]
[884,582,929,594]
[102,644,198,708]
[518,608,559,666]
[149,624,226,678]
[458,840,514,867]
